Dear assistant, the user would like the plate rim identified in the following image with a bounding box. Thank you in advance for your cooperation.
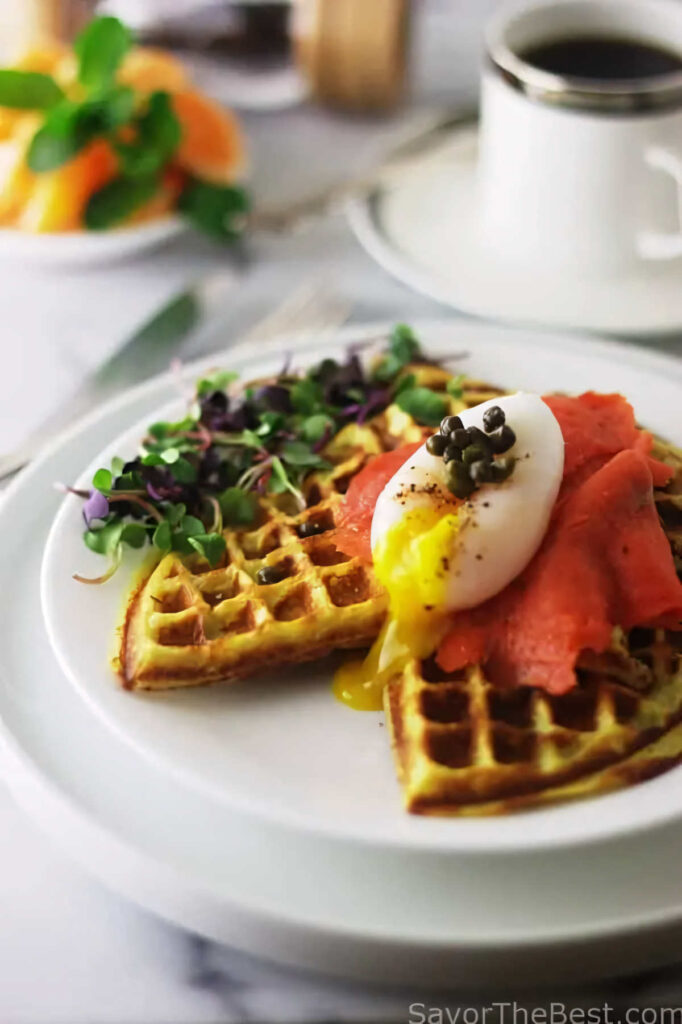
[37,318,682,856]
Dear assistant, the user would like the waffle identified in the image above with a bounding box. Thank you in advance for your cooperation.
[385,440,682,815]
[119,364,505,690]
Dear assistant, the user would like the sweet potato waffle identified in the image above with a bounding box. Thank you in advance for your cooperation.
[119,365,504,690]
[385,440,682,814]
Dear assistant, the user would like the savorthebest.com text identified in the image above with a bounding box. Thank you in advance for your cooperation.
[408,1003,682,1024]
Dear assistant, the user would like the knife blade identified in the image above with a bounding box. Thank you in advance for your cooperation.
[0,270,237,482]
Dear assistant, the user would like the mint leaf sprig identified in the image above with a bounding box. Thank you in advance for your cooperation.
[73,325,457,582]
[0,15,249,240]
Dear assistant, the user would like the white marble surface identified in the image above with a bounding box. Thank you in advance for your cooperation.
[1,2,681,1021]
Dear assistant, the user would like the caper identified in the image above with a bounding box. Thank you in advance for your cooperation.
[297,520,325,538]
[490,456,516,483]
[443,443,462,463]
[465,425,493,451]
[447,461,475,499]
[489,425,516,454]
[440,415,463,437]
[426,433,448,457]
[483,405,505,433]
[469,459,494,484]
[256,564,286,585]
[462,443,488,466]
[451,428,470,449]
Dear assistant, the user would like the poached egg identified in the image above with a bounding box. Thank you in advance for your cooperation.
[333,393,565,710]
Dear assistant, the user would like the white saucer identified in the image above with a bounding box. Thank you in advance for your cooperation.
[0,320,680,986]
[0,215,186,267]
[348,125,682,337]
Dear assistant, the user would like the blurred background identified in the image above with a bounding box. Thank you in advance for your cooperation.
[0,0,508,454]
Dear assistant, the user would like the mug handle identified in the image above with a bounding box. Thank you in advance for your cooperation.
[638,146,682,260]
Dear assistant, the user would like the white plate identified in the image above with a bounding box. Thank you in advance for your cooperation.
[0,320,678,986]
[41,321,682,856]
[0,215,186,267]
[348,125,682,337]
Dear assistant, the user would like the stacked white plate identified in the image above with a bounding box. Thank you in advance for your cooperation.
[2,321,682,989]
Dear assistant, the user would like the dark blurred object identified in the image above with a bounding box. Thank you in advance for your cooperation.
[103,0,301,109]
[110,1,292,61]
[293,0,410,111]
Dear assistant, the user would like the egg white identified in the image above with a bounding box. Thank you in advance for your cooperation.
[370,393,565,611]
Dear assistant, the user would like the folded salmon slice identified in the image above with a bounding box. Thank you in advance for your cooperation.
[438,394,682,694]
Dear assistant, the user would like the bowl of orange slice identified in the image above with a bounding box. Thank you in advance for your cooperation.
[0,16,248,264]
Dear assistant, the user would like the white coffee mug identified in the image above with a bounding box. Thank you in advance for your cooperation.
[477,0,682,274]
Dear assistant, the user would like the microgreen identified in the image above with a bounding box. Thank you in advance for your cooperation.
[73,325,461,582]
[197,370,238,396]
[447,374,465,400]
[373,323,420,383]
[395,386,448,427]
[219,487,258,526]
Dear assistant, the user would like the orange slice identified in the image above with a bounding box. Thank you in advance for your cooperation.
[18,139,117,233]
[171,89,246,185]
[118,48,189,94]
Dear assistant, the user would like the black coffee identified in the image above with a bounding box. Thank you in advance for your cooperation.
[521,36,682,80]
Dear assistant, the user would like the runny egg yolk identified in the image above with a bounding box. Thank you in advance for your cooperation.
[332,505,460,711]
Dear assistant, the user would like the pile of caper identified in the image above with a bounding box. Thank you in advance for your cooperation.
[426,405,517,499]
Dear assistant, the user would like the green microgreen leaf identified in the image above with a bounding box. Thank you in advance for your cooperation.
[446,374,465,400]
[148,417,195,439]
[239,428,263,450]
[390,323,420,364]
[111,456,125,475]
[396,386,448,427]
[218,486,257,526]
[92,468,112,493]
[255,412,284,438]
[177,179,250,242]
[0,69,63,110]
[188,533,226,567]
[75,16,133,92]
[281,440,330,470]
[270,456,305,508]
[394,372,416,395]
[84,519,123,556]
[152,520,172,552]
[84,174,159,230]
[196,369,238,396]
[373,323,422,383]
[290,377,324,416]
[119,522,148,548]
[168,456,197,484]
[300,413,334,443]
[166,503,187,526]
[180,515,205,536]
